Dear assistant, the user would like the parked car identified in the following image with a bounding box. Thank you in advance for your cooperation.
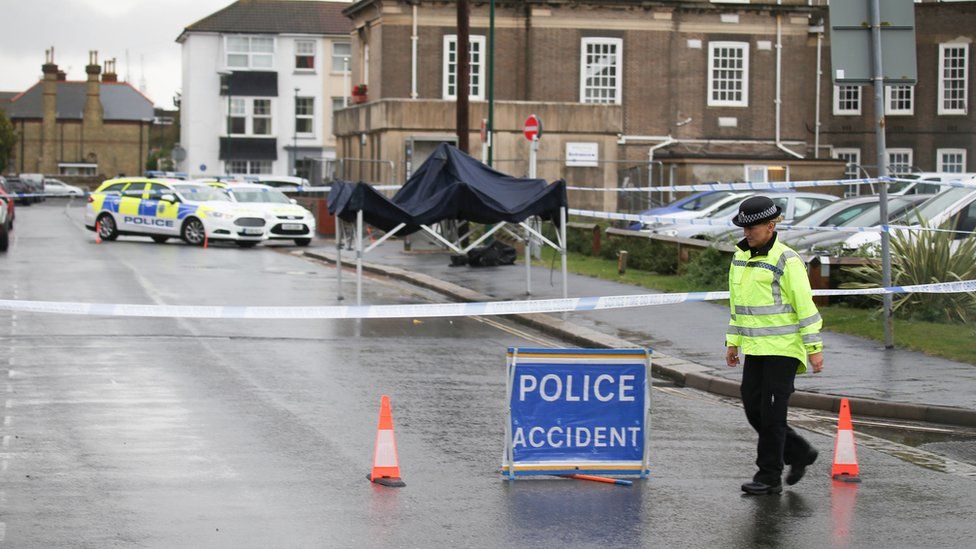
[719,195,881,247]
[254,175,309,192]
[789,195,931,253]
[220,183,315,246]
[649,192,838,240]
[842,186,976,252]
[886,172,975,196]
[0,194,8,252]
[0,177,15,229]
[6,177,34,206]
[19,173,45,203]
[42,179,85,196]
[625,190,743,230]
[632,191,756,231]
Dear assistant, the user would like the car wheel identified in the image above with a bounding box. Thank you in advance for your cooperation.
[294,238,311,247]
[181,218,206,246]
[235,241,258,248]
[151,235,169,244]
[0,221,8,252]
[97,214,119,241]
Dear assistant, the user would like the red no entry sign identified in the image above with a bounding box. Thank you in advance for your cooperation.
[523,114,542,141]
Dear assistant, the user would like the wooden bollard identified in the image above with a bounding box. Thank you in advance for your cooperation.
[618,250,628,274]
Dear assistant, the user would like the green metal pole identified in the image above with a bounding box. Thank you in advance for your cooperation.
[487,0,495,167]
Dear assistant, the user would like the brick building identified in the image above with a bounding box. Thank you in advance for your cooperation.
[823,0,976,181]
[6,50,154,178]
[335,0,851,211]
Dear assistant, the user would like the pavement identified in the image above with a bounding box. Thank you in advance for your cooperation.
[306,236,976,427]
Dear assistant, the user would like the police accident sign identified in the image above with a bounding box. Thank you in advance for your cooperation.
[502,348,652,478]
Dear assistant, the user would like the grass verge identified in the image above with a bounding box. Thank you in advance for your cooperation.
[537,248,976,365]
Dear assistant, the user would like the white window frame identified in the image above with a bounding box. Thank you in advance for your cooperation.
[295,96,315,137]
[938,43,969,115]
[707,42,749,107]
[224,35,276,70]
[442,34,486,101]
[579,37,623,105]
[252,98,272,136]
[885,85,914,116]
[833,148,861,180]
[295,40,316,71]
[937,148,967,173]
[887,148,914,176]
[226,97,275,137]
[332,42,351,74]
[363,43,370,87]
[833,85,861,115]
[226,160,273,175]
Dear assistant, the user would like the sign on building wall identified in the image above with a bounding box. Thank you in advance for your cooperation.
[829,0,917,84]
[501,348,652,478]
[565,142,599,167]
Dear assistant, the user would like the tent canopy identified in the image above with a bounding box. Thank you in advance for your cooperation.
[328,143,567,234]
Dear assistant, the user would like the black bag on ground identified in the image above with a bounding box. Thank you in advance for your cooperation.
[466,241,517,267]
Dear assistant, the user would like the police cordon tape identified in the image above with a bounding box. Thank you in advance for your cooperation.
[0,280,973,320]
[3,185,404,200]
[565,176,976,193]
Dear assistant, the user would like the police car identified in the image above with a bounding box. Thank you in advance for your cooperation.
[207,182,315,246]
[85,178,269,247]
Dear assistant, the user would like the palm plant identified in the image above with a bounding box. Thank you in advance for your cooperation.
[841,219,976,323]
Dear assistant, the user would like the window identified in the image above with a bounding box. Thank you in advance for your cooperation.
[226,160,272,175]
[887,149,913,175]
[833,85,861,115]
[708,42,749,107]
[833,148,861,180]
[443,35,486,100]
[937,148,967,173]
[886,85,914,115]
[793,197,833,220]
[363,43,370,87]
[227,98,274,137]
[123,183,147,197]
[580,38,623,105]
[295,97,314,135]
[939,44,968,115]
[743,165,787,183]
[147,183,170,199]
[252,99,272,135]
[226,35,275,69]
[228,98,246,135]
[295,40,316,70]
[953,200,976,239]
[100,183,127,195]
[332,42,351,73]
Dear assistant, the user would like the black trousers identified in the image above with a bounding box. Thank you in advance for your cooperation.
[740,354,814,485]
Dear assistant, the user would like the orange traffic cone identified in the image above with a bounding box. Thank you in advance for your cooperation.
[367,395,406,487]
[203,233,209,249]
[95,221,102,244]
[831,398,861,483]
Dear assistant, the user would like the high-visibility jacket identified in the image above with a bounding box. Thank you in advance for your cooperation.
[726,234,823,373]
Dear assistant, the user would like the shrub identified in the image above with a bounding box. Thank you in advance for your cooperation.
[681,246,733,290]
[841,222,976,323]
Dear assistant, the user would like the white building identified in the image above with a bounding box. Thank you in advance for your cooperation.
[177,0,351,181]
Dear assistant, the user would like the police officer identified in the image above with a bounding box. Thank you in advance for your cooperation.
[725,196,823,495]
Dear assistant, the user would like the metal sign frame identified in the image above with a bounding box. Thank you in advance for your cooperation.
[501,347,652,480]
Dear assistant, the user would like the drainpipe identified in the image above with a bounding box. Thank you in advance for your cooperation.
[647,136,676,202]
[775,14,804,159]
[813,22,823,158]
[411,2,419,99]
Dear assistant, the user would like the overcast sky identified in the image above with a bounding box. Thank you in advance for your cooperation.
[1,0,349,108]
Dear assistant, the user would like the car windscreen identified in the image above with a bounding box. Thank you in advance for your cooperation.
[842,198,924,226]
[232,189,292,204]
[679,191,735,211]
[173,185,231,202]
[913,188,974,223]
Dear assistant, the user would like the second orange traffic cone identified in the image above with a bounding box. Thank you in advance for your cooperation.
[831,398,861,483]
[367,395,406,487]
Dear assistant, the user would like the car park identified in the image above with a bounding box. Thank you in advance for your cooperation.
[212,183,315,246]
[0,177,15,230]
[85,178,270,247]
[649,192,838,240]
[42,179,85,196]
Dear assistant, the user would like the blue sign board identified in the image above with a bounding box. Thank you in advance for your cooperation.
[502,348,651,478]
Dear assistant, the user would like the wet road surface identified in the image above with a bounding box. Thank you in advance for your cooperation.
[0,203,974,547]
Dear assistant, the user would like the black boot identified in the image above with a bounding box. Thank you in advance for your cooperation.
[741,481,783,495]
[786,449,819,486]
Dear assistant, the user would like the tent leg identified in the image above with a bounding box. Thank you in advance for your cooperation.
[336,217,344,301]
[525,221,531,295]
[356,209,363,306]
[560,207,568,300]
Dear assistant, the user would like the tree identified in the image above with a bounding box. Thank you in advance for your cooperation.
[0,109,15,173]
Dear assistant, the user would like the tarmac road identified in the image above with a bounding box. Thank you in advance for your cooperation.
[0,203,974,548]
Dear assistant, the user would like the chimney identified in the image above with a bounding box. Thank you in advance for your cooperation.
[84,50,104,132]
[56,70,66,81]
[101,58,118,83]
[41,47,58,174]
